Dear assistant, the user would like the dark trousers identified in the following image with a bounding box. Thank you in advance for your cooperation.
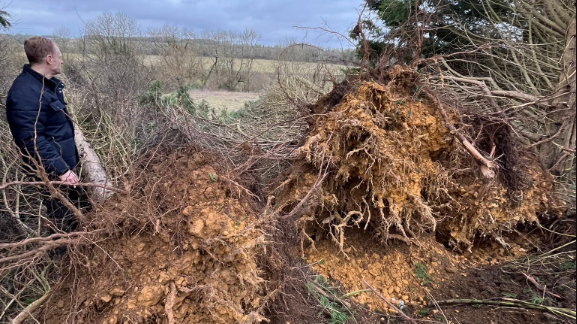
[45,186,84,233]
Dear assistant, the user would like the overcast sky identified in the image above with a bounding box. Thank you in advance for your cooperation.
[3,0,363,48]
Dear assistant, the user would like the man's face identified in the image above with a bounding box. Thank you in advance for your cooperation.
[47,44,63,75]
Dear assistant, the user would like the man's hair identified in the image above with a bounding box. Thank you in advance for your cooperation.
[24,36,55,65]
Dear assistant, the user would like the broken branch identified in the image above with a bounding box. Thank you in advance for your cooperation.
[422,88,497,178]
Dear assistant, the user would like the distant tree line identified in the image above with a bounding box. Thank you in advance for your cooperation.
[4,14,355,64]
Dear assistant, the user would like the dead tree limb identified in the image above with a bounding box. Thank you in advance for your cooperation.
[74,127,115,202]
[311,283,352,309]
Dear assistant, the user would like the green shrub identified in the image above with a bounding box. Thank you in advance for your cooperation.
[139,80,164,105]
[414,263,433,286]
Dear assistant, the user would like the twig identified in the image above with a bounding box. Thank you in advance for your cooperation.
[341,289,371,299]
[11,289,50,324]
[362,278,418,324]
[522,272,564,300]
[178,97,195,142]
[0,180,126,193]
[281,168,328,219]
[561,146,576,154]
[0,283,30,320]
[0,239,79,264]
[527,120,568,148]
[311,283,351,308]
[538,239,576,258]
[425,288,448,323]
[0,230,102,250]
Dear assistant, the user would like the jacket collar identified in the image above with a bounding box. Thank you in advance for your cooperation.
[22,64,64,90]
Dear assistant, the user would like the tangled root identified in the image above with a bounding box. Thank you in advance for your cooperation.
[276,69,558,253]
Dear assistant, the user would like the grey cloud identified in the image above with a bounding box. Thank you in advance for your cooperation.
[4,0,361,47]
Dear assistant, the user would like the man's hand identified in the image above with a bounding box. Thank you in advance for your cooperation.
[59,170,80,185]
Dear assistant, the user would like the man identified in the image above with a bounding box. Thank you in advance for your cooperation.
[5,36,80,232]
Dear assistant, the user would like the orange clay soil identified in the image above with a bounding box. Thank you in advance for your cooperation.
[41,150,267,324]
[304,228,537,314]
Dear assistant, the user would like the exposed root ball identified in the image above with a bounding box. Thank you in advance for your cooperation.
[276,72,556,253]
[42,151,267,324]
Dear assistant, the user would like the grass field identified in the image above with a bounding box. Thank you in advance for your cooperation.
[188,89,260,112]
[141,55,346,74]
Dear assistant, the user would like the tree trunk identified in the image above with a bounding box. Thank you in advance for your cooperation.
[74,128,115,203]
[542,19,576,177]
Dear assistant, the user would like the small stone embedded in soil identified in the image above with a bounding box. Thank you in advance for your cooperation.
[100,294,113,303]
[188,218,204,235]
[137,285,164,306]
[182,206,193,216]
[445,266,458,273]
[109,288,125,296]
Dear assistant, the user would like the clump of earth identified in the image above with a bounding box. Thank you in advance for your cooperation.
[41,151,267,324]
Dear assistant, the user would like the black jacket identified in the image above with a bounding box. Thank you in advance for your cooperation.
[6,65,78,176]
